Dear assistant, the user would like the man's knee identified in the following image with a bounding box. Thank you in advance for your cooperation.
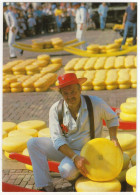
[58,160,80,181]
[27,137,37,150]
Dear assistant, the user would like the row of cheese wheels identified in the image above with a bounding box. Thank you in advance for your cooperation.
[3,55,62,75]
[120,97,137,122]
[62,69,137,91]
[32,37,63,49]
[75,136,136,192]
[64,56,137,71]
[3,72,57,93]
[86,37,135,54]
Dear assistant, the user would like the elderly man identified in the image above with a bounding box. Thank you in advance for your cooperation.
[27,73,121,192]
[121,2,137,48]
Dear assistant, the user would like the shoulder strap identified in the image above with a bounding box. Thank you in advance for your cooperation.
[83,95,95,139]
[57,99,64,128]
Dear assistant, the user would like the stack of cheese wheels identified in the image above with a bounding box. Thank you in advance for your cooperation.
[125,55,135,68]
[82,71,95,90]
[25,64,40,75]
[22,148,33,171]
[116,152,130,183]
[99,45,106,53]
[3,122,17,133]
[32,40,45,49]
[3,80,11,93]
[4,75,18,92]
[118,69,131,89]
[17,120,47,131]
[114,56,125,69]
[104,56,116,69]
[130,69,137,88]
[40,63,62,75]
[84,57,97,70]
[36,54,51,71]
[120,97,136,122]
[87,44,100,54]
[74,58,88,71]
[12,63,26,75]
[44,40,53,48]
[10,81,23,93]
[131,154,136,166]
[114,38,123,46]
[105,69,118,90]
[22,74,41,92]
[92,70,107,90]
[34,73,57,92]
[106,43,120,53]
[64,58,80,72]
[126,166,136,192]
[94,57,106,69]
[51,37,63,48]
[75,138,123,192]
[125,37,133,46]
[50,57,62,66]
[3,60,23,74]
[38,128,51,137]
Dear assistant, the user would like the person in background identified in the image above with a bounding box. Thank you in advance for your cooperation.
[3,3,23,58]
[73,2,87,50]
[27,73,122,192]
[54,4,63,32]
[67,3,76,31]
[27,14,36,36]
[120,2,137,49]
[98,3,108,31]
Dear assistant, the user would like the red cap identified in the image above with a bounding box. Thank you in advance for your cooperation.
[51,73,87,90]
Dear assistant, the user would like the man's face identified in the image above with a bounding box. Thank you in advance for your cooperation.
[61,84,81,107]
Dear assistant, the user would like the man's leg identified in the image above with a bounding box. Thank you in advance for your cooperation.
[8,30,16,58]
[27,137,65,189]
[132,23,137,45]
[121,21,129,46]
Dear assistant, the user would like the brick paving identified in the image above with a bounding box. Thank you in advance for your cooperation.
[2,28,136,192]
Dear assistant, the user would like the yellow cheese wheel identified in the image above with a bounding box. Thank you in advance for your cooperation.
[13,71,26,75]
[116,168,127,182]
[51,58,62,65]
[93,70,107,85]
[124,148,136,158]
[3,88,11,93]
[3,81,10,88]
[120,102,136,114]
[37,54,50,61]
[118,69,130,84]
[80,138,123,181]
[22,148,33,171]
[3,122,17,133]
[10,82,22,88]
[5,76,17,84]
[23,87,35,92]
[126,166,136,187]
[106,85,118,90]
[120,112,136,122]
[105,69,118,85]
[75,176,121,192]
[8,129,38,137]
[3,131,8,139]
[11,87,23,93]
[118,84,131,89]
[38,128,51,137]
[93,85,106,90]
[126,97,136,104]
[26,70,40,75]
[17,120,46,131]
[133,187,136,192]
[82,85,93,91]
[122,152,130,170]
[131,83,137,88]
[33,60,49,67]
[116,133,136,151]
[2,135,32,152]
[131,154,136,166]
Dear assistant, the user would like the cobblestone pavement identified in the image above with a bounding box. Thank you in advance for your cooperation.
[2,28,136,192]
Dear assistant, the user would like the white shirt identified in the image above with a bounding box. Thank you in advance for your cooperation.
[75,7,87,24]
[49,95,119,151]
[27,18,36,28]
[4,10,18,28]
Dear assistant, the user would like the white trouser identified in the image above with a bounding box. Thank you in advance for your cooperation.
[27,137,81,188]
[8,27,17,57]
[76,23,87,50]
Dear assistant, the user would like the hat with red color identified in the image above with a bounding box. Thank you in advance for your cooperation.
[51,73,87,90]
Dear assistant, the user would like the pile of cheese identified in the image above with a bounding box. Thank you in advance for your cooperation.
[62,68,137,91]
[32,37,63,49]
[2,121,51,170]
[120,97,137,122]
[86,37,134,54]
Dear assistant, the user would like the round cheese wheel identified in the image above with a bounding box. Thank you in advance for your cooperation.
[120,102,136,114]
[10,82,22,88]
[23,87,35,92]
[131,83,137,88]
[120,112,136,122]
[75,176,121,192]
[131,154,136,166]
[126,97,136,104]
[82,85,93,91]
[93,85,106,90]
[122,152,130,170]
[38,128,51,137]
[3,88,11,93]
[126,166,136,187]
[17,120,46,131]
[22,148,33,171]
[3,131,8,139]
[124,148,136,158]
[80,138,123,181]
[2,135,32,152]
[116,168,127,182]
[8,129,38,137]
[3,122,17,133]
[37,54,50,61]
[106,85,118,90]
[11,87,23,93]
[119,84,131,89]
[133,187,136,192]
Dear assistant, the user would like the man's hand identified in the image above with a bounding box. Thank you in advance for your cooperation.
[74,155,89,177]
[111,137,123,153]
[80,23,83,30]
[6,27,9,34]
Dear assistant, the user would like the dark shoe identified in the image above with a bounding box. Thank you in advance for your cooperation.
[20,50,24,55]
[10,56,17,59]
[38,186,55,192]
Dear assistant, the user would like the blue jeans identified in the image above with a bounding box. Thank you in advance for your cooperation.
[122,21,137,45]
[100,16,106,30]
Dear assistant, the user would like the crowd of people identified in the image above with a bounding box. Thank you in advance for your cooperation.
[3,2,96,41]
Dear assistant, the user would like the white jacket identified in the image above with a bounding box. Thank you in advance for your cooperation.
[75,7,87,24]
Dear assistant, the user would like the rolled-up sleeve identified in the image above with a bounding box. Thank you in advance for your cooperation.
[49,103,68,150]
[100,99,119,128]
